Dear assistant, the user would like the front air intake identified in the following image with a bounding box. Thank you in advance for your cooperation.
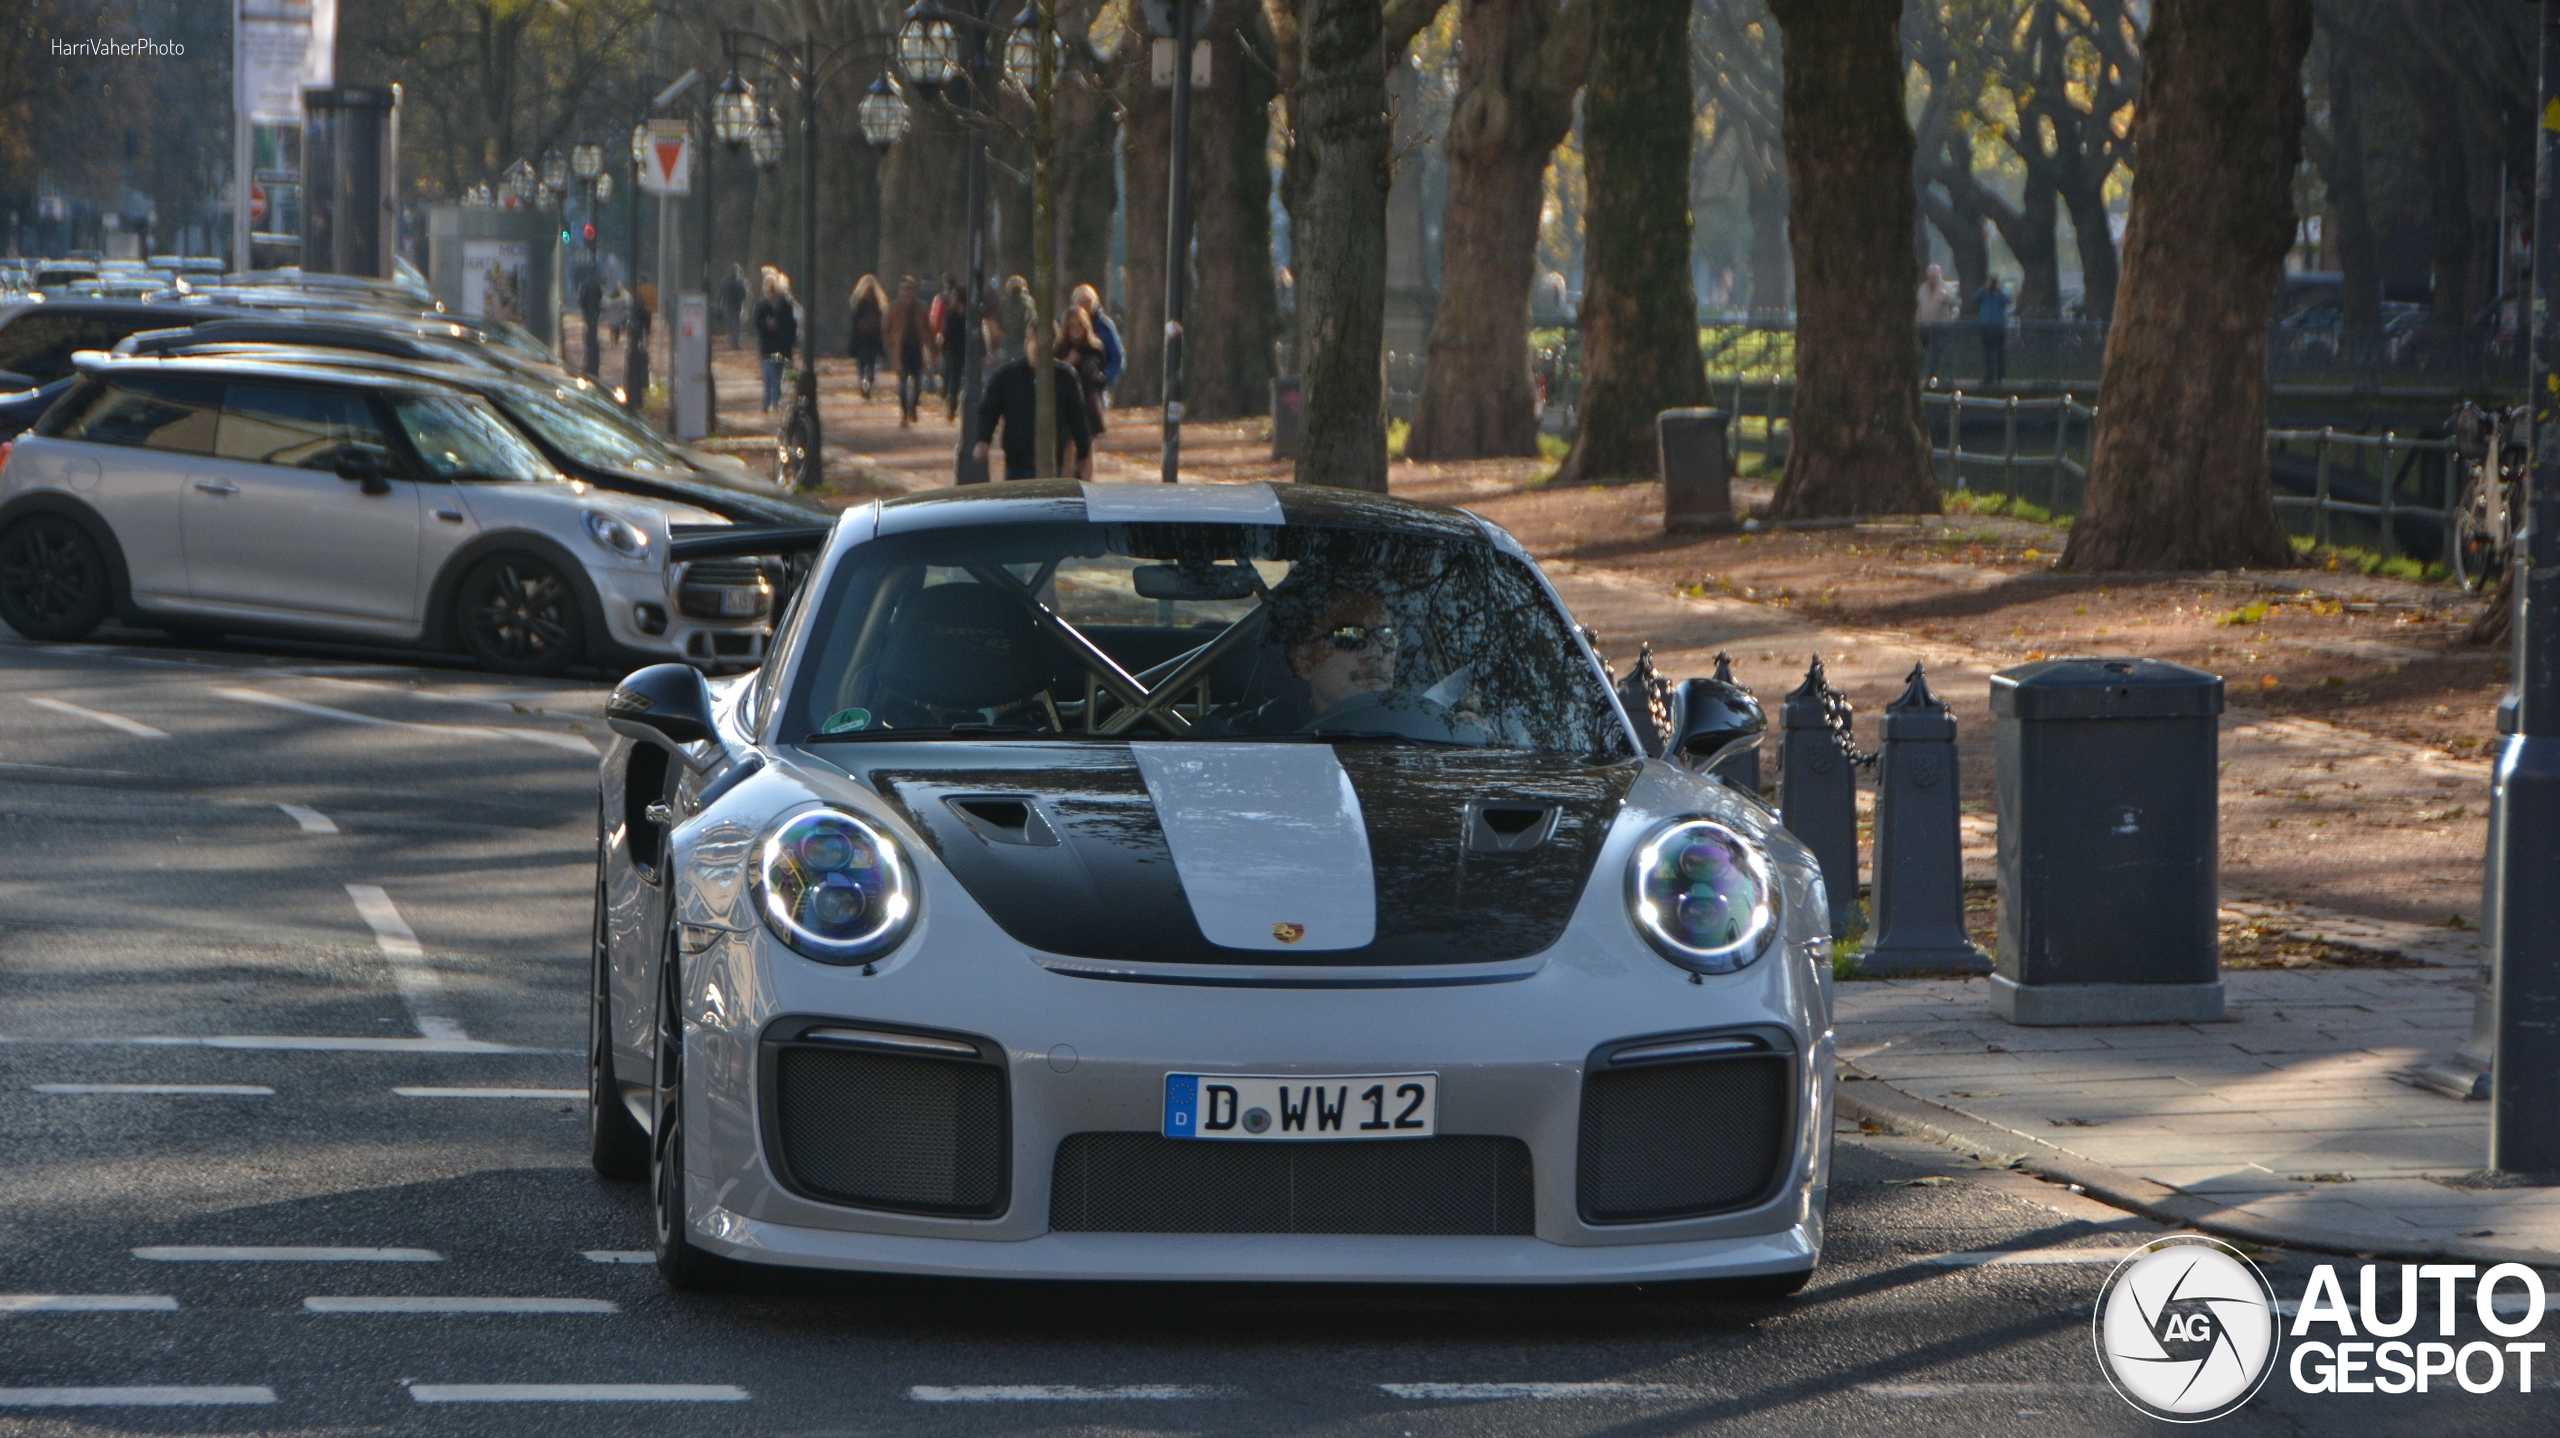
[761,1023,1007,1217]
[1577,1033,1793,1224]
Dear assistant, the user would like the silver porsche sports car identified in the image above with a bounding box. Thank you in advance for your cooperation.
[593,480,1836,1292]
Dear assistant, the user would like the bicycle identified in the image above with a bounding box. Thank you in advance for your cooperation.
[773,364,818,492]
[2447,401,2526,593]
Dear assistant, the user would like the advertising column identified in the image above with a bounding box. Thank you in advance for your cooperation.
[232,0,335,271]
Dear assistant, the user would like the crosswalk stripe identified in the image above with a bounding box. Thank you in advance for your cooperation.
[0,1387,273,1406]
[407,1384,747,1403]
[0,1295,178,1313]
[304,1297,616,1314]
[911,1385,1241,1402]
[1380,1383,1713,1401]
[134,1247,442,1263]
[24,696,169,739]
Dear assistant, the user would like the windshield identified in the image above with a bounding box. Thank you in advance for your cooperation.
[783,520,1631,760]
[499,387,693,475]
[391,392,557,482]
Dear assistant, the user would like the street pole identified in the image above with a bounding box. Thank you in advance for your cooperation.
[2490,0,2560,1176]
[625,148,646,410]
[700,98,718,438]
[1031,0,1059,480]
[798,60,825,492]
[956,15,992,485]
[1159,0,1195,483]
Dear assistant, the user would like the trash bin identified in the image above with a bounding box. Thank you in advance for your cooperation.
[1657,408,1734,531]
[1270,375,1303,460]
[1988,658,2224,1025]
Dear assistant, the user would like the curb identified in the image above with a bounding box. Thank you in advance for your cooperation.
[1834,1066,2560,1271]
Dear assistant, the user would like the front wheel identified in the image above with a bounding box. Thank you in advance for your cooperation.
[455,552,585,677]
[0,515,112,641]
[2450,497,2499,594]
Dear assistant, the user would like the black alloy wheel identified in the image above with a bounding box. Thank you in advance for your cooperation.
[0,515,111,641]
[650,932,741,1290]
[589,858,650,1181]
[457,552,585,676]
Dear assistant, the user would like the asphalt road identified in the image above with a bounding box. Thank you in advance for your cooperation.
[0,625,2547,1436]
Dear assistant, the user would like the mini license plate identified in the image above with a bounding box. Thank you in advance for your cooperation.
[716,587,762,616]
[1162,1073,1437,1141]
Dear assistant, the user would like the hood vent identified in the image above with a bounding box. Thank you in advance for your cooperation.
[1467,802,1559,855]
[944,794,1059,847]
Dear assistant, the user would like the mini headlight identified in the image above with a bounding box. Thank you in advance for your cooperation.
[752,807,917,963]
[582,509,650,559]
[1629,818,1780,974]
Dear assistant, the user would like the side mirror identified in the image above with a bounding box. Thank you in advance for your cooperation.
[1669,675,1766,795]
[607,663,719,763]
[331,448,393,494]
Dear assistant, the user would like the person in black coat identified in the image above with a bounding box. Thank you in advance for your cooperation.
[973,330,1093,480]
[752,269,798,413]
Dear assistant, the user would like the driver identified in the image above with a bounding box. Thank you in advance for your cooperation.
[1208,584,1400,735]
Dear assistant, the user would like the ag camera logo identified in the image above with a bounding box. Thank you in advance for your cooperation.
[2093,1237,2280,1421]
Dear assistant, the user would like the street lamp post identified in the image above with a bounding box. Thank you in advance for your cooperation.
[626,120,650,409]
[1160,0,1198,483]
[2491,0,2560,1177]
[571,141,605,378]
[901,0,992,485]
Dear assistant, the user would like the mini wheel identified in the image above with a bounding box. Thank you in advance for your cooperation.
[0,515,112,642]
[456,552,585,676]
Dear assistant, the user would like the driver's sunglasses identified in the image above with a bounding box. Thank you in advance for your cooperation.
[1326,624,1400,653]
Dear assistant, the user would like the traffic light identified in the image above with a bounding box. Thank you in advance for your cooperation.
[582,222,596,243]
[561,228,572,245]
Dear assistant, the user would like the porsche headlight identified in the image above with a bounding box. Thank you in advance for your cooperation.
[1629,818,1780,974]
[583,509,651,560]
[752,807,916,963]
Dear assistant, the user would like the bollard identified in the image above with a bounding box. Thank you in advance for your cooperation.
[1858,664,1991,975]
[1779,656,1862,938]
[1658,408,1735,531]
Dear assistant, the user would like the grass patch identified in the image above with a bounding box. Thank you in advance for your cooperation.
[1386,418,1410,461]
[2220,601,2271,626]
[1943,489,2066,526]
[2288,534,2448,584]
[1537,432,1569,462]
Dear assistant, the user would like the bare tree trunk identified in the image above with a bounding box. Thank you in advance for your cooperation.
[1188,11,1283,420]
[1744,157,1791,320]
[1117,56,1171,402]
[1922,186,1990,313]
[2406,57,2475,329]
[2311,33,2383,329]
[1763,0,1935,518]
[1405,0,1589,460]
[2010,168,2062,319]
[2062,0,2310,573]
[1553,0,1704,483]
[1287,0,1397,490]
[2059,179,2118,321]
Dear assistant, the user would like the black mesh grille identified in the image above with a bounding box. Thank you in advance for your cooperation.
[1578,1056,1790,1223]
[772,1047,1006,1216]
[1050,1133,1534,1236]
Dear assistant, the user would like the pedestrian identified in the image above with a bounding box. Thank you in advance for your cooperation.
[939,272,969,421]
[603,279,629,345]
[632,276,658,353]
[1973,276,2011,387]
[974,328,1094,481]
[577,265,604,378]
[997,274,1035,358]
[720,264,748,350]
[847,274,887,399]
[1071,282,1122,404]
[1055,303,1107,438]
[753,269,797,414]
[883,275,936,428]
[1916,263,1957,325]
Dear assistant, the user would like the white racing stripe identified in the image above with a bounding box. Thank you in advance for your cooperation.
[912,1385,1243,1402]
[1857,1383,2114,1399]
[32,1084,272,1096]
[1131,744,1375,950]
[276,803,339,834]
[23,696,169,739]
[393,1087,583,1100]
[1380,1383,1714,1402]
[581,1251,654,1265]
[344,885,469,1043]
[134,1247,442,1263]
[0,1387,274,1407]
[0,1295,179,1313]
[408,1384,748,1404]
[18,1034,545,1054]
[212,686,597,754]
[304,1297,616,1315]
[1922,1249,2143,1268]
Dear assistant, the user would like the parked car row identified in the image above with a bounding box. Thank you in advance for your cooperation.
[0,279,828,675]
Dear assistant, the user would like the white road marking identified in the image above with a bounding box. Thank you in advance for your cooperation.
[0,1295,179,1313]
[32,1084,272,1096]
[0,1387,274,1407]
[213,686,596,754]
[304,1297,616,1315]
[134,1247,442,1263]
[581,1251,654,1265]
[392,1087,583,1100]
[1921,1248,2143,1268]
[22,1034,546,1054]
[276,803,338,834]
[343,884,469,1044]
[1857,1383,2114,1399]
[304,674,600,717]
[408,1384,748,1404]
[1379,1383,1713,1402]
[911,1386,1244,1402]
[24,696,168,739]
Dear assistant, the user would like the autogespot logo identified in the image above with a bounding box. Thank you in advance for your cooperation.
[2092,1237,2281,1422]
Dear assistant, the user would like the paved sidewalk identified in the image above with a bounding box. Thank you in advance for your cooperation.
[1831,957,2560,1267]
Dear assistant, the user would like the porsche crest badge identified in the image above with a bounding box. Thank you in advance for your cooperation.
[1271,922,1305,944]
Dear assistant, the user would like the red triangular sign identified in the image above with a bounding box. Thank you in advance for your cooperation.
[655,140,685,186]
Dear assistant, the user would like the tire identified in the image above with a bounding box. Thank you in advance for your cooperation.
[455,551,586,677]
[588,864,650,1182]
[777,406,816,492]
[650,938,744,1291]
[0,515,112,642]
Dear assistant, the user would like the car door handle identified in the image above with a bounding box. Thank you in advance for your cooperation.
[433,508,465,523]
[193,480,238,495]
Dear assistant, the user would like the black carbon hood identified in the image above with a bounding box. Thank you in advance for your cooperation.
[833,742,1639,967]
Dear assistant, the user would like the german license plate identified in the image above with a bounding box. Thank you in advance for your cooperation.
[1162,1073,1437,1141]
[716,587,761,616]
